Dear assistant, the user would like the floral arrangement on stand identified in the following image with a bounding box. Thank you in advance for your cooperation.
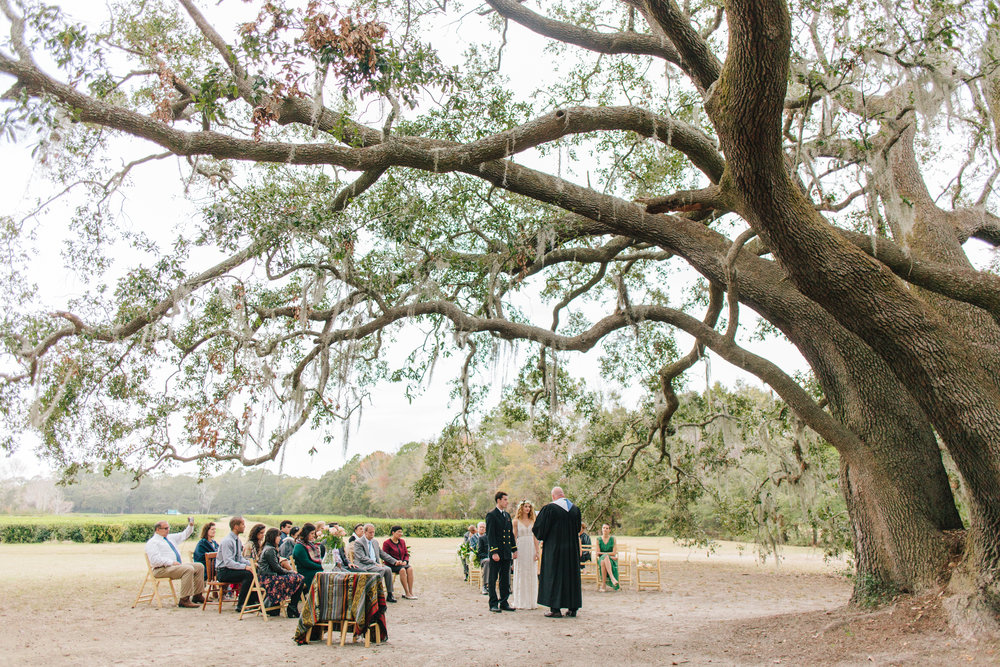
[320,524,348,566]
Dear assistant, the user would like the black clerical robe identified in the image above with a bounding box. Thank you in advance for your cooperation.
[532,499,583,610]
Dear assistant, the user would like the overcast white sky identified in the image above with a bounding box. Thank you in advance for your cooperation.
[0,1,809,481]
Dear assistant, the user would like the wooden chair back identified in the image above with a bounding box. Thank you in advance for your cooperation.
[132,553,178,608]
[580,544,598,585]
[201,552,226,613]
[615,542,633,589]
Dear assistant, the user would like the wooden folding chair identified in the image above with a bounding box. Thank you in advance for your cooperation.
[133,553,178,608]
[200,553,226,613]
[634,547,662,592]
[238,559,281,621]
[615,543,633,589]
[580,544,598,586]
[468,555,482,589]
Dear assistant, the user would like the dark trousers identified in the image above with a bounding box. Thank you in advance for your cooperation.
[488,557,511,608]
[217,567,255,610]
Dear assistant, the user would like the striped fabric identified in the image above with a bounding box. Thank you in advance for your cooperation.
[293,571,387,644]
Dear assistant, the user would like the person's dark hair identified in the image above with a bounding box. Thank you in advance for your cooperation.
[200,521,216,540]
[264,527,282,547]
[390,525,402,534]
[229,516,244,530]
[353,523,364,534]
[279,519,293,530]
[247,523,266,546]
[289,526,300,539]
[494,490,507,503]
[299,522,316,542]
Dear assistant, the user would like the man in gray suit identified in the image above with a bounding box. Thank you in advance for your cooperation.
[351,523,399,602]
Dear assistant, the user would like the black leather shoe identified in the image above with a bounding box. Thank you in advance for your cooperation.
[566,610,577,617]
[387,595,398,603]
[499,604,516,612]
[490,606,501,613]
[543,610,563,617]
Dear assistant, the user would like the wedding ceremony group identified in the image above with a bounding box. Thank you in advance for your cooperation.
[458,487,623,617]
[144,514,417,621]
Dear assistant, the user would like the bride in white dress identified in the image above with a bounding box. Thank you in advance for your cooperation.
[510,500,540,609]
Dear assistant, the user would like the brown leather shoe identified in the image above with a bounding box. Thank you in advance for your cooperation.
[178,597,199,608]
[191,594,205,604]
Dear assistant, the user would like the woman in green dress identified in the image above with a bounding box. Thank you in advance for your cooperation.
[597,523,620,591]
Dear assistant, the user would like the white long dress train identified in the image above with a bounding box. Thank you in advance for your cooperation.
[510,520,538,609]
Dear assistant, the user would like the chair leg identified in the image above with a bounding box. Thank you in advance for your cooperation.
[340,622,348,647]
[326,621,334,646]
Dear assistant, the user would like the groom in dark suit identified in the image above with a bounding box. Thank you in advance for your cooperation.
[485,490,518,613]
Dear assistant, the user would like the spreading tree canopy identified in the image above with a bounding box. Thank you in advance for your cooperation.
[2,0,1000,621]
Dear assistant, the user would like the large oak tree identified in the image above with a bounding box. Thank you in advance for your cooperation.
[2,0,999,621]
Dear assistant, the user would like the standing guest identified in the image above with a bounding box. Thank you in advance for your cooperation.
[485,490,518,613]
[462,524,477,581]
[351,523,400,603]
[279,526,300,559]
[216,516,257,612]
[145,517,205,608]
[476,521,489,595]
[259,528,304,617]
[292,522,324,596]
[510,500,540,609]
[597,523,620,591]
[533,486,583,617]
[279,520,293,543]
[382,526,417,599]
[579,522,592,570]
[243,523,267,561]
[193,521,219,569]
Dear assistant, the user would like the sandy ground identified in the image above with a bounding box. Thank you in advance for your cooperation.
[0,537,995,665]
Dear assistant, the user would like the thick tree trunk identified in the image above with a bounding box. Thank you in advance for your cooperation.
[711,0,1000,619]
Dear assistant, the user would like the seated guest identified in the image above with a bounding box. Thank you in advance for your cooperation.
[348,523,364,543]
[292,522,324,595]
[193,521,219,568]
[382,525,417,600]
[145,517,205,608]
[476,521,489,595]
[462,524,477,580]
[579,522,592,570]
[243,522,267,561]
[259,528,305,617]
[278,526,300,559]
[279,519,293,543]
[216,516,257,612]
[351,523,400,602]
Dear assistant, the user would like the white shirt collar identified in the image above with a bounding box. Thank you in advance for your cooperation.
[554,497,571,511]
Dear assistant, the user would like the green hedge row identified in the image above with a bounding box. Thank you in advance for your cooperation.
[0,521,155,544]
[0,515,470,544]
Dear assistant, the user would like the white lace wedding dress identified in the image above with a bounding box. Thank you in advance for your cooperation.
[510,520,538,609]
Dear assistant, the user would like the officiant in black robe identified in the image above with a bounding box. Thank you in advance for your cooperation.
[532,486,583,617]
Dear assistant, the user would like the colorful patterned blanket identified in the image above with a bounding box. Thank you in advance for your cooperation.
[293,571,387,645]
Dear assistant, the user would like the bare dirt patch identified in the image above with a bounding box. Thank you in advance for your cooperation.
[0,538,994,665]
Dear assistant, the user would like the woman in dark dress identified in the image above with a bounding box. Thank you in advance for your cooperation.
[292,522,324,595]
[193,521,219,568]
[259,528,305,617]
[382,525,417,599]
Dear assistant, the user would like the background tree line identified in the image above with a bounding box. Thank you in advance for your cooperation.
[1,381,888,557]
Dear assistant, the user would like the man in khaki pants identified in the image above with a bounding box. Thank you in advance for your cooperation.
[144,517,205,608]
